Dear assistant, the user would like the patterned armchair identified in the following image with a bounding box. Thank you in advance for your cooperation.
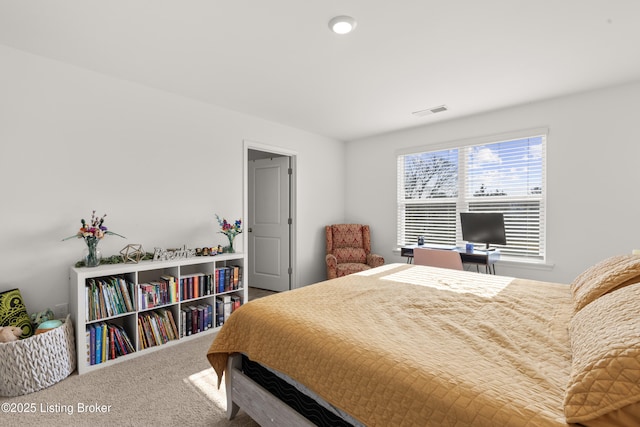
[325,224,385,280]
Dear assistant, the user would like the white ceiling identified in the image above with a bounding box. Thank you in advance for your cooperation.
[1,1,640,141]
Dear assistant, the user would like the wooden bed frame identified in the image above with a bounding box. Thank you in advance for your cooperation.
[226,353,315,426]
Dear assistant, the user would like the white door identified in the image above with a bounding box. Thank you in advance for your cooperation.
[248,156,290,292]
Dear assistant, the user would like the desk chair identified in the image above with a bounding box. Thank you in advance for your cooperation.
[413,247,463,270]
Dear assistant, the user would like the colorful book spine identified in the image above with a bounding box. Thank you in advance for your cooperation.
[137,310,179,348]
[94,323,103,364]
[86,322,135,365]
[88,324,96,365]
[85,276,135,321]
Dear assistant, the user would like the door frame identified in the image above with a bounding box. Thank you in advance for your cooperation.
[243,139,297,291]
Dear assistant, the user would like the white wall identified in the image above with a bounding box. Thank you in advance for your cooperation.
[0,45,345,314]
[345,81,640,284]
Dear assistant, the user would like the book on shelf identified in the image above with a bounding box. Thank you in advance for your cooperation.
[154,310,171,342]
[85,276,135,321]
[184,308,192,336]
[138,276,179,310]
[214,265,243,293]
[231,265,241,289]
[223,295,232,322]
[95,323,103,364]
[190,306,199,334]
[109,327,115,361]
[88,324,96,365]
[101,323,108,363]
[85,328,90,365]
[137,313,156,348]
[76,255,245,374]
[102,323,108,363]
[137,316,148,349]
[111,324,134,355]
[215,294,242,327]
[215,267,224,293]
[118,277,135,312]
[150,313,162,344]
[112,328,124,357]
[179,303,213,336]
[198,305,204,332]
[180,309,186,338]
[224,268,231,291]
[137,309,179,349]
[160,275,178,305]
[87,322,135,365]
[197,305,206,332]
[159,308,179,340]
[215,298,224,327]
[181,275,193,301]
[180,272,215,301]
[141,314,154,348]
[86,321,127,366]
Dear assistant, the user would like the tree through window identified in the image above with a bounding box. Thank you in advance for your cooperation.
[397,132,546,261]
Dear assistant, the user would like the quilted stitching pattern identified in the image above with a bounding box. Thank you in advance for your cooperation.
[564,282,640,423]
[209,264,573,426]
[570,254,640,312]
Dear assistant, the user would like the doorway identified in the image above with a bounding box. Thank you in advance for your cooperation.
[245,142,297,292]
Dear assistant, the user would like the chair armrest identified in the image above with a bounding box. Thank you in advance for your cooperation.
[367,254,385,268]
[326,254,338,280]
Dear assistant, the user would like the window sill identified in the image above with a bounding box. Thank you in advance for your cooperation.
[496,257,555,271]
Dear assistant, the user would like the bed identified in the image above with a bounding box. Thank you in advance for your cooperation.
[207,257,640,426]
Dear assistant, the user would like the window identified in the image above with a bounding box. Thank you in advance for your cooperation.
[397,130,546,261]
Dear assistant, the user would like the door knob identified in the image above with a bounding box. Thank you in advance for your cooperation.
[248,228,253,232]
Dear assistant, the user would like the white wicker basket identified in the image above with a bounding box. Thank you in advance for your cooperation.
[0,314,76,397]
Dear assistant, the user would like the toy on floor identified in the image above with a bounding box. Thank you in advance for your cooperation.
[0,326,22,343]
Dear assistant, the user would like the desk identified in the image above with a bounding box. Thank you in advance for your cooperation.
[401,245,500,274]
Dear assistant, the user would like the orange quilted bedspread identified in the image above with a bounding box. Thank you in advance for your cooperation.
[207,263,574,426]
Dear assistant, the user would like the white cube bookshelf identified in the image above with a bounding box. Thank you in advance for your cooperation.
[69,253,246,374]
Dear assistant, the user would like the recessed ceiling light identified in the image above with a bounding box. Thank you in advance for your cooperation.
[329,16,357,35]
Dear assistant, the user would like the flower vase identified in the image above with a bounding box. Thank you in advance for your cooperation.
[226,235,235,253]
[84,237,102,267]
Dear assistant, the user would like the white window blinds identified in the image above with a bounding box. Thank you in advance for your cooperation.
[397,131,546,261]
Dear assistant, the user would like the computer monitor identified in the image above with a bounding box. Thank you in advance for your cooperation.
[460,212,506,250]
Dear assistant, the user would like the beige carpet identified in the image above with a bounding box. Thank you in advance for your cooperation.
[0,332,259,427]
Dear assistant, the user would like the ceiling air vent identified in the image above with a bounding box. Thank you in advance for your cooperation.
[412,105,448,117]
